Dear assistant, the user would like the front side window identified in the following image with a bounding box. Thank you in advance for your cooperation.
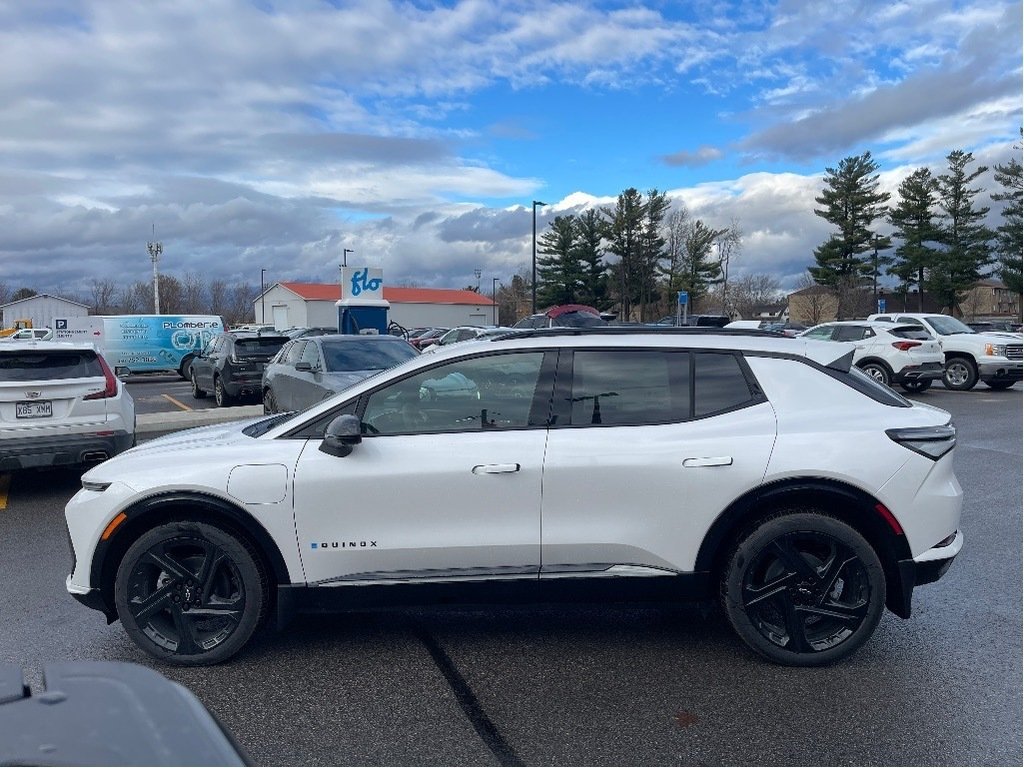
[299,342,321,368]
[569,350,689,426]
[362,352,546,435]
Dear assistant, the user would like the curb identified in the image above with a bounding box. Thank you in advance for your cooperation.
[136,405,265,434]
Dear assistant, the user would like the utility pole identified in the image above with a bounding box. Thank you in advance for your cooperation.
[147,226,162,314]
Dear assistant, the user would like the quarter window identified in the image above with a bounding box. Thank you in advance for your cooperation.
[693,352,756,417]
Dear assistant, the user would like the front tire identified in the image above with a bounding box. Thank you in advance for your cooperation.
[721,512,885,666]
[263,388,278,415]
[114,521,267,666]
[943,356,978,391]
[191,369,207,399]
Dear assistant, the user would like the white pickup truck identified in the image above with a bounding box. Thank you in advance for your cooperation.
[867,312,1022,391]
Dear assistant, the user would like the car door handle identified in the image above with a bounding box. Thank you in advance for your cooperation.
[472,463,521,474]
[682,457,733,468]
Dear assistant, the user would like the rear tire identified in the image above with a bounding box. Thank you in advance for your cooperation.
[900,380,932,394]
[721,512,885,666]
[943,356,978,391]
[263,388,278,415]
[114,521,267,666]
[214,376,234,407]
[178,354,195,381]
[859,361,891,387]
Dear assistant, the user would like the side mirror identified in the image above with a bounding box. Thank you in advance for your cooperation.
[319,414,362,457]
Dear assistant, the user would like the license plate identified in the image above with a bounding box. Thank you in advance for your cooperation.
[16,400,52,419]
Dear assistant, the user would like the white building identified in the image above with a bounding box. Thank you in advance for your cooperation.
[0,294,90,330]
[254,282,498,330]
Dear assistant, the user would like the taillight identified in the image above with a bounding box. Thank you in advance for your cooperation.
[891,340,922,351]
[84,354,119,400]
[885,423,956,460]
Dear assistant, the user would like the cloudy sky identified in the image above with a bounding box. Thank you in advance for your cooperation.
[0,0,1020,303]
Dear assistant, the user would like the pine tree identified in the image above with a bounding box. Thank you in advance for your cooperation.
[679,219,724,307]
[932,150,995,313]
[602,188,646,320]
[810,151,890,318]
[574,208,609,310]
[991,152,1022,297]
[888,167,940,311]
[536,215,582,308]
[637,189,669,321]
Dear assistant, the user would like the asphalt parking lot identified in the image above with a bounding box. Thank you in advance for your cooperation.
[0,383,1020,765]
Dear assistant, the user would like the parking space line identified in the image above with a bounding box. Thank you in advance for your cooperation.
[161,394,193,412]
[0,474,9,510]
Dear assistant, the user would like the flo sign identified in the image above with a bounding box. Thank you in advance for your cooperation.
[341,267,384,301]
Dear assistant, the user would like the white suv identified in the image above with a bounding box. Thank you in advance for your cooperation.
[868,313,1022,391]
[64,329,963,667]
[0,342,135,470]
[799,321,944,393]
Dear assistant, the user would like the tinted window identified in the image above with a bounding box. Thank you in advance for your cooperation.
[0,350,101,381]
[835,325,869,341]
[234,337,288,358]
[694,353,754,417]
[889,325,932,341]
[321,340,417,372]
[570,350,689,426]
[363,352,545,435]
[803,326,834,340]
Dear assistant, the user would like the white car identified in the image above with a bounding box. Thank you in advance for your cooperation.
[868,312,1022,391]
[1,328,54,342]
[419,326,516,353]
[65,328,962,667]
[0,342,135,470]
[799,321,945,393]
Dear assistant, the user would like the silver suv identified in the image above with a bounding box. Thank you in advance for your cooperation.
[65,328,962,666]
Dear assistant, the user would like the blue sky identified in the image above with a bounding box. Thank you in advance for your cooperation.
[0,0,1020,305]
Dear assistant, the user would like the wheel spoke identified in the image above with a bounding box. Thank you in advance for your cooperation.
[815,552,858,599]
[743,570,799,608]
[195,544,228,601]
[142,549,193,582]
[780,597,813,653]
[803,599,869,628]
[770,537,818,580]
[129,583,176,624]
[170,606,203,655]
[188,601,243,624]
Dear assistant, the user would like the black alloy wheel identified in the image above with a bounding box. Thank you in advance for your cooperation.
[191,368,207,399]
[901,380,932,394]
[722,512,885,666]
[114,522,267,666]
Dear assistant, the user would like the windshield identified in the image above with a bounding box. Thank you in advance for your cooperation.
[925,315,975,335]
[321,339,418,372]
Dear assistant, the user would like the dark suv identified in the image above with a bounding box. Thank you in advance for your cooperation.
[190,331,289,406]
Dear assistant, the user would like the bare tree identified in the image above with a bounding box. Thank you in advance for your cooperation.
[0,280,9,307]
[716,273,782,319]
[181,272,207,314]
[714,220,742,314]
[89,278,118,314]
[157,275,184,314]
[792,272,832,326]
[119,282,151,314]
[209,279,228,319]
[224,282,256,326]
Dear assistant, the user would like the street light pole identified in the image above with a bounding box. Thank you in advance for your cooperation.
[260,269,266,324]
[531,200,545,314]
[146,228,162,314]
[492,278,499,325]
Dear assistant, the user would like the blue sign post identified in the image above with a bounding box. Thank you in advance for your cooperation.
[877,298,887,314]
[677,290,689,326]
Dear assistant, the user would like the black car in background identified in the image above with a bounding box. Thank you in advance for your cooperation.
[190,331,290,406]
[262,334,418,413]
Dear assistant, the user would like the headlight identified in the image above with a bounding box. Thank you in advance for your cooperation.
[985,343,1008,357]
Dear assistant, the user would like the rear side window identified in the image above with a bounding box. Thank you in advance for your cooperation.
[693,352,757,417]
[835,325,871,341]
[570,350,689,425]
[0,351,101,381]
